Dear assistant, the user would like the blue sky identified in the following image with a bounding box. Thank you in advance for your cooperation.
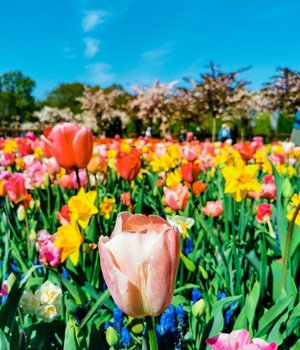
[1,0,300,98]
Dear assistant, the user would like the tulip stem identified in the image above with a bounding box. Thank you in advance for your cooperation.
[75,168,81,189]
[145,316,158,350]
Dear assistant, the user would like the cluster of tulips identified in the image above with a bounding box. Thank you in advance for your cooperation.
[0,122,299,349]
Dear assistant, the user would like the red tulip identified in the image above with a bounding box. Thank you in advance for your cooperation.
[180,161,201,183]
[42,123,93,169]
[99,212,180,318]
[115,149,141,181]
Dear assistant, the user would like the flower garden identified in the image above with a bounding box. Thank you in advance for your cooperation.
[0,124,299,349]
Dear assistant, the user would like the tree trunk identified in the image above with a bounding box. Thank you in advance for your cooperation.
[212,116,217,142]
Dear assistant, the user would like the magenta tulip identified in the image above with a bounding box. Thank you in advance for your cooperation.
[98,212,180,318]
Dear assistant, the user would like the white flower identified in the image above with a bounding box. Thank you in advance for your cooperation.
[37,281,62,305]
[166,215,195,238]
[36,304,58,323]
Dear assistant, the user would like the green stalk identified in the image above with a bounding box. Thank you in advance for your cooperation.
[280,202,300,291]
[145,316,158,350]
[79,289,110,328]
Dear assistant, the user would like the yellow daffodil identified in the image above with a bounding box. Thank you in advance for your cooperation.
[34,146,44,158]
[54,222,84,265]
[68,188,98,229]
[100,197,116,219]
[3,139,18,153]
[286,194,300,227]
[222,164,261,202]
[166,168,182,188]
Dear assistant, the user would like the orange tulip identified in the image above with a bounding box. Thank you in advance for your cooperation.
[99,212,180,318]
[192,181,207,195]
[42,123,93,169]
[180,161,201,183]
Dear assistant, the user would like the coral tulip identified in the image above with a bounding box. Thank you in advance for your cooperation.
[201,200,223,218]
[42,123,93,169]
[98,212,180,318]
[163,184,190,211]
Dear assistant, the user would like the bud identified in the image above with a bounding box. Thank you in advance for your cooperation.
[129,317,144,335]
[29,229,36,243]
[282,178,293,199]
[106,326,119,346]
[199,266,208,280]
[153,185,158,197]
[17,205,26,221]
[192,298,206,318]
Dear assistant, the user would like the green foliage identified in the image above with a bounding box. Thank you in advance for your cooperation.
[0,71,35,126]
[39,82,85,114]
[277,112,294,135]
[254,112,271,136]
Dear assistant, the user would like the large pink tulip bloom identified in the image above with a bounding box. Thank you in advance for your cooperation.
[206,329,277,350]
[42,123,93,169]
[99,212,180,318]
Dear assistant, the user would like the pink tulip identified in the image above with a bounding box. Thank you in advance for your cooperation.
[206,329,277,350]
[181,145,198,162]
[98,212,180,318]
[5,173,28,204]
[37,230,62,268]
[201,200,223,218]
[255,203,272,223]
[42,123,93,169]
[260,175,276,200]
[163,184,190,211]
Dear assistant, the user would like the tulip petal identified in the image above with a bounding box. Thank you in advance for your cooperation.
[141,227,180,315]
[73,128,93,168]
[99,236,145,317]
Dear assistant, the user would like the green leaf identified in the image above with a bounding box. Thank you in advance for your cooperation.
[0,329,9,350]
[64,318,88,350]
[208,295,241,337]
[257,296,294,336]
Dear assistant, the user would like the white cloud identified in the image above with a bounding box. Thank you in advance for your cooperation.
[82,11,106,32]
[84,37,100,58]
[141,47,171,62]
[82,63,115,85]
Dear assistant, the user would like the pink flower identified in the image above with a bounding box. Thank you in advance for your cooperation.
[206,329,277,350]
[70,169,88,189]
[260,175,276,200]
[57,174,72,190]
[181,145,198,162]
[255,203,272,223]
[201,200,223,218]
[98,212,180,318]
[56,205,71,225]
[5,173,28,204]
[163,184,190,211]
[37,230,62,268]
